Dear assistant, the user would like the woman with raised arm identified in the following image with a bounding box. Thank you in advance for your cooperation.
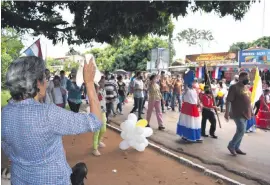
[1,56,102,185]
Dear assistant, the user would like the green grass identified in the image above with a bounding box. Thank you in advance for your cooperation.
[1,90,11,107]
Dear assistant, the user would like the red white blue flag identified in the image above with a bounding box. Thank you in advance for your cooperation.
[195,67,204,79]
[212,67,221,79]
[24,39,43,58]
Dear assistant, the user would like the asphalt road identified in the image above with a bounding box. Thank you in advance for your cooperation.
[106,99,270,185]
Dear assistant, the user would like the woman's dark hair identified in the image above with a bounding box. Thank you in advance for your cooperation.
[149,74,157,81]
[117,75,123,81]
[6,56,46,101]
[219,81,223,88]
[53,75,61,81]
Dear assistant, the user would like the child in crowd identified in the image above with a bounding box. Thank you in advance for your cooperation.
[52,75,66,108]
[92,78,107,156]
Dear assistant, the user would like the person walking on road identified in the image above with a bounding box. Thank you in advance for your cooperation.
[225,72,252,156]
[116,75,126,115]
[146,74,165,130]
[200,85,218,139]
[177,70,202,143]
[160,71,171,113]
[104,71,118,121]
[66,68,84,113]
[130,71,144,120]
[171,75,183,112]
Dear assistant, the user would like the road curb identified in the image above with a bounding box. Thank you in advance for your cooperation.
[107,124,245,185]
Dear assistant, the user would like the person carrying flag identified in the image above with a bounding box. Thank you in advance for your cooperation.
[200,85,218,139]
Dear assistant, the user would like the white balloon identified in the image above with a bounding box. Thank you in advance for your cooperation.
[143,127,154,137]
[119,140,130,150]
[135,135,145,144]
[125,121,136,133]
[134,126,144,135]
[134,143,146,152]
[128,139,136,148]
[126,119,136,127]
[120,122,127,131]
[128,113,138,122]
[120,132,128,140]
[143,138,149,147]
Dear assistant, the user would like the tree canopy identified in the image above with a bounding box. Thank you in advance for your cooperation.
[229,36,270,52]
[1,28,24,88]
[86,36,170,72]
[2,1,252,44]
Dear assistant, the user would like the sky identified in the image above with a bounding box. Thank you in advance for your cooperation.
[21,1,270,60]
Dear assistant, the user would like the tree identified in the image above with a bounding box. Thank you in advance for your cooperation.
[2,1,252,45]
[63,60,80,72]
[1,28,24,88]
[176,28,214,52]
[86,36,169,71]
[229,36,270,52]
[45,57,62,72]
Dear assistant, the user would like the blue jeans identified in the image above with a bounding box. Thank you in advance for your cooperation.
[161,92,169,111]
[117,96,125,112]
[217,96,224,112]
[228,118,247,150]
[171,93,182,111]
[62,94,67,108]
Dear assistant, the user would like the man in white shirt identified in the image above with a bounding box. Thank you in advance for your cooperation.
[130,71,144,120]
[211,79,218,99]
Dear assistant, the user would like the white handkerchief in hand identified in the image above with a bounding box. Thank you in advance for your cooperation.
[76,54,102,87]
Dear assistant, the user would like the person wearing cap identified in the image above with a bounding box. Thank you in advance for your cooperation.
[230,75,239,86]
[200,85,218,138]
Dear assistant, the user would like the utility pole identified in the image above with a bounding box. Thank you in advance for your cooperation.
[262,0,266,37]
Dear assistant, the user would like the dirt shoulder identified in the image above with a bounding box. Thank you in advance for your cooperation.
[64,129,219,185]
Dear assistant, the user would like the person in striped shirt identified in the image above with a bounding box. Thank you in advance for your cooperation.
[104,71,118,121]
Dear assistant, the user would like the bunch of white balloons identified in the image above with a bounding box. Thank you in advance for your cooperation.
[119,113,153,152]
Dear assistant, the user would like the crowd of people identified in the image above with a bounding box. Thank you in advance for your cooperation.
[49,68,269,139]
[2,55,270,184]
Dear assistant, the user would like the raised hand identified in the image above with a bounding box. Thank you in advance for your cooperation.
[83,57,96,84]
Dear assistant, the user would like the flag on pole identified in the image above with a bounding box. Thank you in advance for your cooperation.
[212,67,221,80]
[24,38,43,58]
[250,67,263,107]
[195,67,204,79]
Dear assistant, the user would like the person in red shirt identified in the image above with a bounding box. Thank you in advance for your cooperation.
[201,85,218,139]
